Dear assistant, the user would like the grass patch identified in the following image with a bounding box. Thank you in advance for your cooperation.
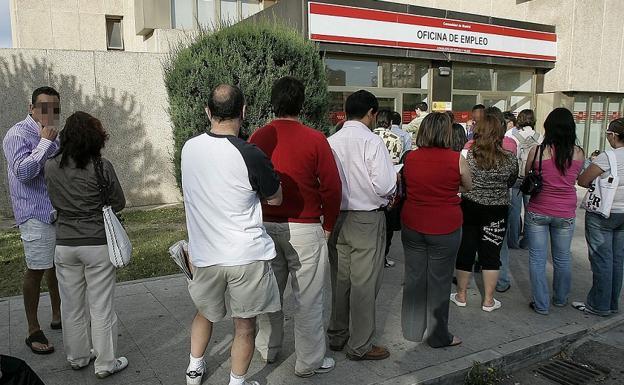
[0,207,188,298]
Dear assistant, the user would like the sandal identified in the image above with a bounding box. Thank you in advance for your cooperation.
[25,330,55,355]
[449,336,462,347]
[572,301,601,315]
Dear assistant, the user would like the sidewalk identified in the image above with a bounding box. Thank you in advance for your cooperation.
[1,208,622,385]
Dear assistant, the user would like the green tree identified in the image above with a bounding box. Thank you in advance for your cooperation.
[164,22,330,188]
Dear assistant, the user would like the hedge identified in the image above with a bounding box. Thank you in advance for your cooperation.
[164,22,330,189]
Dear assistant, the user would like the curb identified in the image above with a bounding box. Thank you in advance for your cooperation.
[375,313,624,385]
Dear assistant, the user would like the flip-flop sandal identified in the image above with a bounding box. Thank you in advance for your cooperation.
[572,302,601,315]
[449,336,463,347]
[25,330,55,355]
[51,321,62,330]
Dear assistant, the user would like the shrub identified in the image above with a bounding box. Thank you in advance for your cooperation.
[164,22,330,188]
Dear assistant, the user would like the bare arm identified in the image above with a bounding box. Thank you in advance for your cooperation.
[459,155,472,192]
[578,164,605,188]
[524,146,538,177]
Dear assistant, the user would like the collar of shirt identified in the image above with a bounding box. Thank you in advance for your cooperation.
[23,115,40,135]
[342,120,373,135]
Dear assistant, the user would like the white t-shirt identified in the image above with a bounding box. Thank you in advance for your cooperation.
[593,148,624,213]
[181,132,281,267]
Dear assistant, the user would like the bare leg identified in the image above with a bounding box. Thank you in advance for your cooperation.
[455,270,472,303]
[231,317,256,376]
[190,312,213,359]
[45,267,61,324]
[482,270,499,307]
[23,269,52,351]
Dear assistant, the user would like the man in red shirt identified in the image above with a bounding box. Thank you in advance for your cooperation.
[250,76,342,378]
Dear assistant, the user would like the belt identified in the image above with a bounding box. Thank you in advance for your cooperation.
[341,206,386,213]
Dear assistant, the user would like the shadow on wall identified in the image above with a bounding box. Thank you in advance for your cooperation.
[0,52,167,218]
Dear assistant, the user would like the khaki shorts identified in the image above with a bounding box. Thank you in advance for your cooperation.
[19,218,56,270]
[188,260,281,322]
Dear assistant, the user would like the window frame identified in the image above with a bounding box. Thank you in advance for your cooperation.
[105,16,124,51]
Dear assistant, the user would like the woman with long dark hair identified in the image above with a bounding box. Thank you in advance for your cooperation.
[525,107,585,315]
[451,114,518,312]
[575,118,624,316]
[44,111,128,378]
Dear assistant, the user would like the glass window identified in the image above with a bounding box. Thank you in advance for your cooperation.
[172,0,194,29]
[381,62,428,89]
[453,67,493,91]
[325,58,378,87]
[106,17,124,50]
[497,70,533,92]
[573,95,589,149]
[588,97,606,153]
[329,92,349,125]
[509,95,531,113]
[402,94,427,124]
[197,0,216,26]
[452,94,477,123]
[221,0,238,22]
[241,0,262,19]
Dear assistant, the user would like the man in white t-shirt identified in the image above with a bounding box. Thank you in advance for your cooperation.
[181,84,283,385]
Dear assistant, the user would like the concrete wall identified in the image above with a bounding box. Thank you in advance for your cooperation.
[0,48,181,218]
[379,0,624,94]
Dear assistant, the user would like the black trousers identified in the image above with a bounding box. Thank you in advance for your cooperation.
[0,355,45,385]
[401,227,462,348]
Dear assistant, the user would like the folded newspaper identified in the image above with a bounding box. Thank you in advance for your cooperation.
[168,240,193,280]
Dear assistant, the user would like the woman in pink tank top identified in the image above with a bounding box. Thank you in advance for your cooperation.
[525,108,585,315]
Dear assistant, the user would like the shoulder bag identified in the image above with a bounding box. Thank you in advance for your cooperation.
[581,150,619,218]
[94,157,133,268]
[519,145,544,196]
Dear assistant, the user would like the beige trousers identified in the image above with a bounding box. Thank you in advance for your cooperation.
[255,222,329,374]
[327,211,386,357]
[55,245,118,373]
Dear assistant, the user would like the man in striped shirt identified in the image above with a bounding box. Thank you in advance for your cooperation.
[3,86,62,355]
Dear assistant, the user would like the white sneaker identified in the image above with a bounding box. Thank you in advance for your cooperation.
[95,357,128,379]
[482,298,502,312]
[243,382,260,385]
[185,360,206,385]
[295,357,336,377]
[450,293,467,307]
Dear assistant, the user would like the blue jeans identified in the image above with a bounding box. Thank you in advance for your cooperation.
[585,212,624,316]
[508,189,530,249]
[526,212,575,314]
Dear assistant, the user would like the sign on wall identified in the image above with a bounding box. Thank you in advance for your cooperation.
[308,2,557,62]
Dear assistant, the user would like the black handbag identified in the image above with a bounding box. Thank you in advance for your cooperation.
[520,145,544,196]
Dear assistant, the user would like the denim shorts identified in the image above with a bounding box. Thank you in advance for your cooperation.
[19,218,56,270]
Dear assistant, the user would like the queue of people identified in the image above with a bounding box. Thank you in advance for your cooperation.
[2,81,624,385]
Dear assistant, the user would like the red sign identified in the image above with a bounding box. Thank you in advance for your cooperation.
[454,112,471,123]
[574,111,587,121]
[610,111,621,120]
[329,111,346,125]
[402,111,417,124]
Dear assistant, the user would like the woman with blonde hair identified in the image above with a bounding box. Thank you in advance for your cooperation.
[451,114,518,312]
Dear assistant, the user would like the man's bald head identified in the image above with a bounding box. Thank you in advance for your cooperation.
[207,84,245,122]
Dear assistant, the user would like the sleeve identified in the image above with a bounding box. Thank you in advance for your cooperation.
[103,159,126,212]
[315,137,342,232]
[592,152,610,175]
[368,137,397,198]
[238,141,281,198]
[3,133,56,183]
[404,118,418,135]
[404,133,412,151]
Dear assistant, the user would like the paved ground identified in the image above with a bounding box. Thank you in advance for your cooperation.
[1,204,623,385]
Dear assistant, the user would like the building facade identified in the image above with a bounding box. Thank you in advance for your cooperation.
[9,0,276,53]
[253,0,624,154]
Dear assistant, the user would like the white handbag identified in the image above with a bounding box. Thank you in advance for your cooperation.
[94,157,132,268]
[582,150,619,218]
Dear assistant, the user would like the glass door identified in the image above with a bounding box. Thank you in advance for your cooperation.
[480,94,508,111]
